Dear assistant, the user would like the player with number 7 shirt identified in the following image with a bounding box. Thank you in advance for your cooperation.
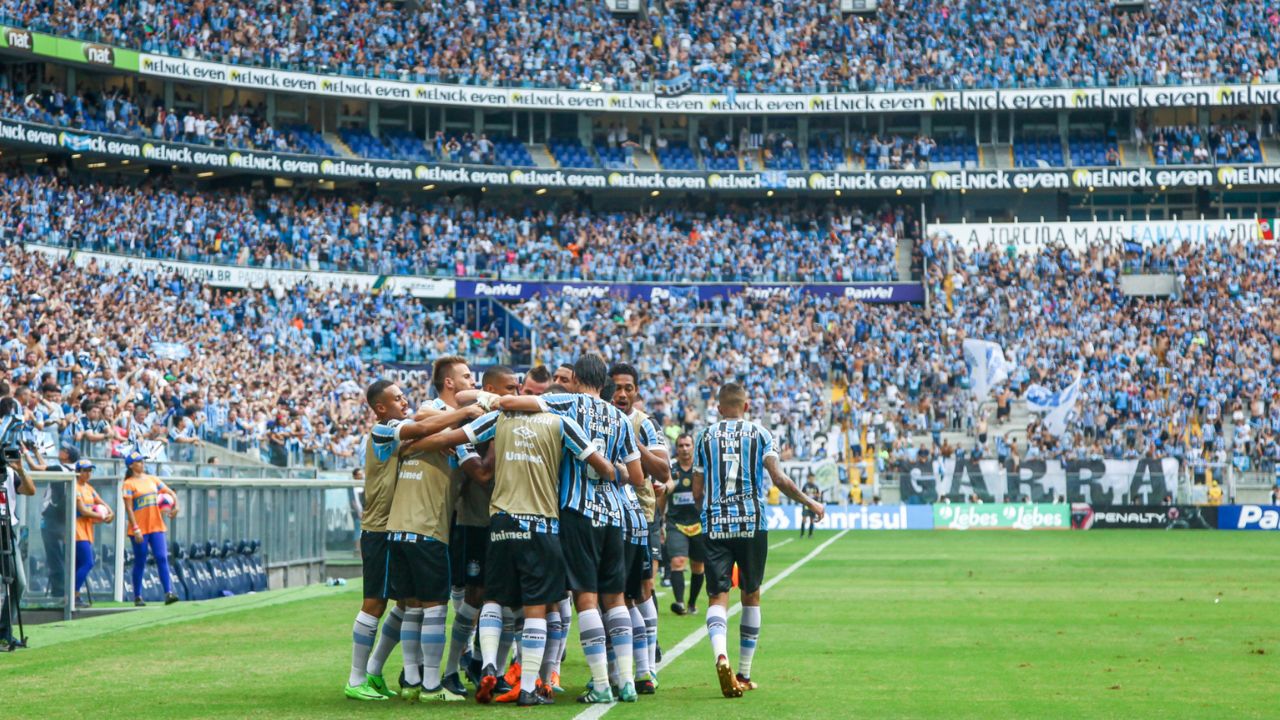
[692,382,825,699]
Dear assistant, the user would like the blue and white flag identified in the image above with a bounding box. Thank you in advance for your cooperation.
[60,132,95,152]
[962,338,1015,399]
[1025,377,1082,437]
[151,342,191,360]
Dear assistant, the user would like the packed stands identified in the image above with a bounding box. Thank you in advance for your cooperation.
[6,0,1278,92]
[4,226,1280,473]
[0,171,907,281]
[0,243,504,469]
[1145,125,1263,165]
[0,87,330,155]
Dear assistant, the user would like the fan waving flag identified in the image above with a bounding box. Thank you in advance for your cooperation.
[962,339,1016,400]
[1025,377,1083,437]
[1260,218,1275,242]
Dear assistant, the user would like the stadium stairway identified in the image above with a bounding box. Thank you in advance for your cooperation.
[527,144,558,168]
[1261,138,1278,164]
[1125,141,1150,166]
[992,143,1014,169]
[895,237,915,281]
[632,149,660,171]
[324,133,359,158]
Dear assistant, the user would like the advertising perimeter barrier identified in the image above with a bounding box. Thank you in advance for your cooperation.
[23,243,924,302]
[768,503,1276,532]
[1217,505,1280,530]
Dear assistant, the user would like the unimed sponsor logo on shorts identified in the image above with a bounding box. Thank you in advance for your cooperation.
[490,529,532,542]
[707,529,757,539]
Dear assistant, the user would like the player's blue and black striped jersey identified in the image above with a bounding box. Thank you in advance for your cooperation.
[695,419,778,537]
[538,393,640,526]
[619,484,648,544]
[629,410,666,524]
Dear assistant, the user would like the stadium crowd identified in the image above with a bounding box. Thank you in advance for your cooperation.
[0,87,318,154]
[919,231,1280,474]
[521,232,1280,475]
[1142,123,1264,165]
[0,244,498,469]
[3,221,1279,474]
[0,171,907,282]
[4,0,1279,92]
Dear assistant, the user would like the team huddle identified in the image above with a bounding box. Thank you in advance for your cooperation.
[343,354,825,706]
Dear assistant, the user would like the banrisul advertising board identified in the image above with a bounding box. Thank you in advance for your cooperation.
[765,504,933,531]
[933,503,1070,531]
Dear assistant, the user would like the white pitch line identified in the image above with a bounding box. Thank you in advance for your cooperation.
[768,538,795,550]
[573,529,850,720]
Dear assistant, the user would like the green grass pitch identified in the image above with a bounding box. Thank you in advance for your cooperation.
[5,530,1277,719]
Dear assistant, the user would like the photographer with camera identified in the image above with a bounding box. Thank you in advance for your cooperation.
[1,397,36,648]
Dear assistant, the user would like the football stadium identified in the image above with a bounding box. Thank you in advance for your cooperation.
[0,1,1278,717]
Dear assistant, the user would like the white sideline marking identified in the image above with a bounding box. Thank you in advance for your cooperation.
[769,538,795,550]
[573,530,850,720]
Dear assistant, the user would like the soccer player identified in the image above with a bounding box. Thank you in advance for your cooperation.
[419,357,490,698]
[605,378,649,695]
[455,405,615,705]
[515,375,573,695]
[609,363,670,694]
[521,365,552,396]
[665,434,705,616]
[121,451,179,607]
[801,474,824,538]
[693,383,825,698]
[385,419,480,703]
[439,365,521,700]
[497,354,645,703]
[72,459,111,608]
[552,364,575,387]
[344,379,480,702]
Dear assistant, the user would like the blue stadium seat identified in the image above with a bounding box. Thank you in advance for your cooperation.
[1016,136,1065,168]
[493,137,533,167]
[765,148,803,171]
[339,128,396,160]
[657,144,698,171]
[382,130,433,163]
[704,154,738,171]
[282,125,337,156]
[594,144,630,170]
[549,138,597,168]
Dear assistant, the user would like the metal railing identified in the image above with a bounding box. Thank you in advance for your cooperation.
[11,470,360,619]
